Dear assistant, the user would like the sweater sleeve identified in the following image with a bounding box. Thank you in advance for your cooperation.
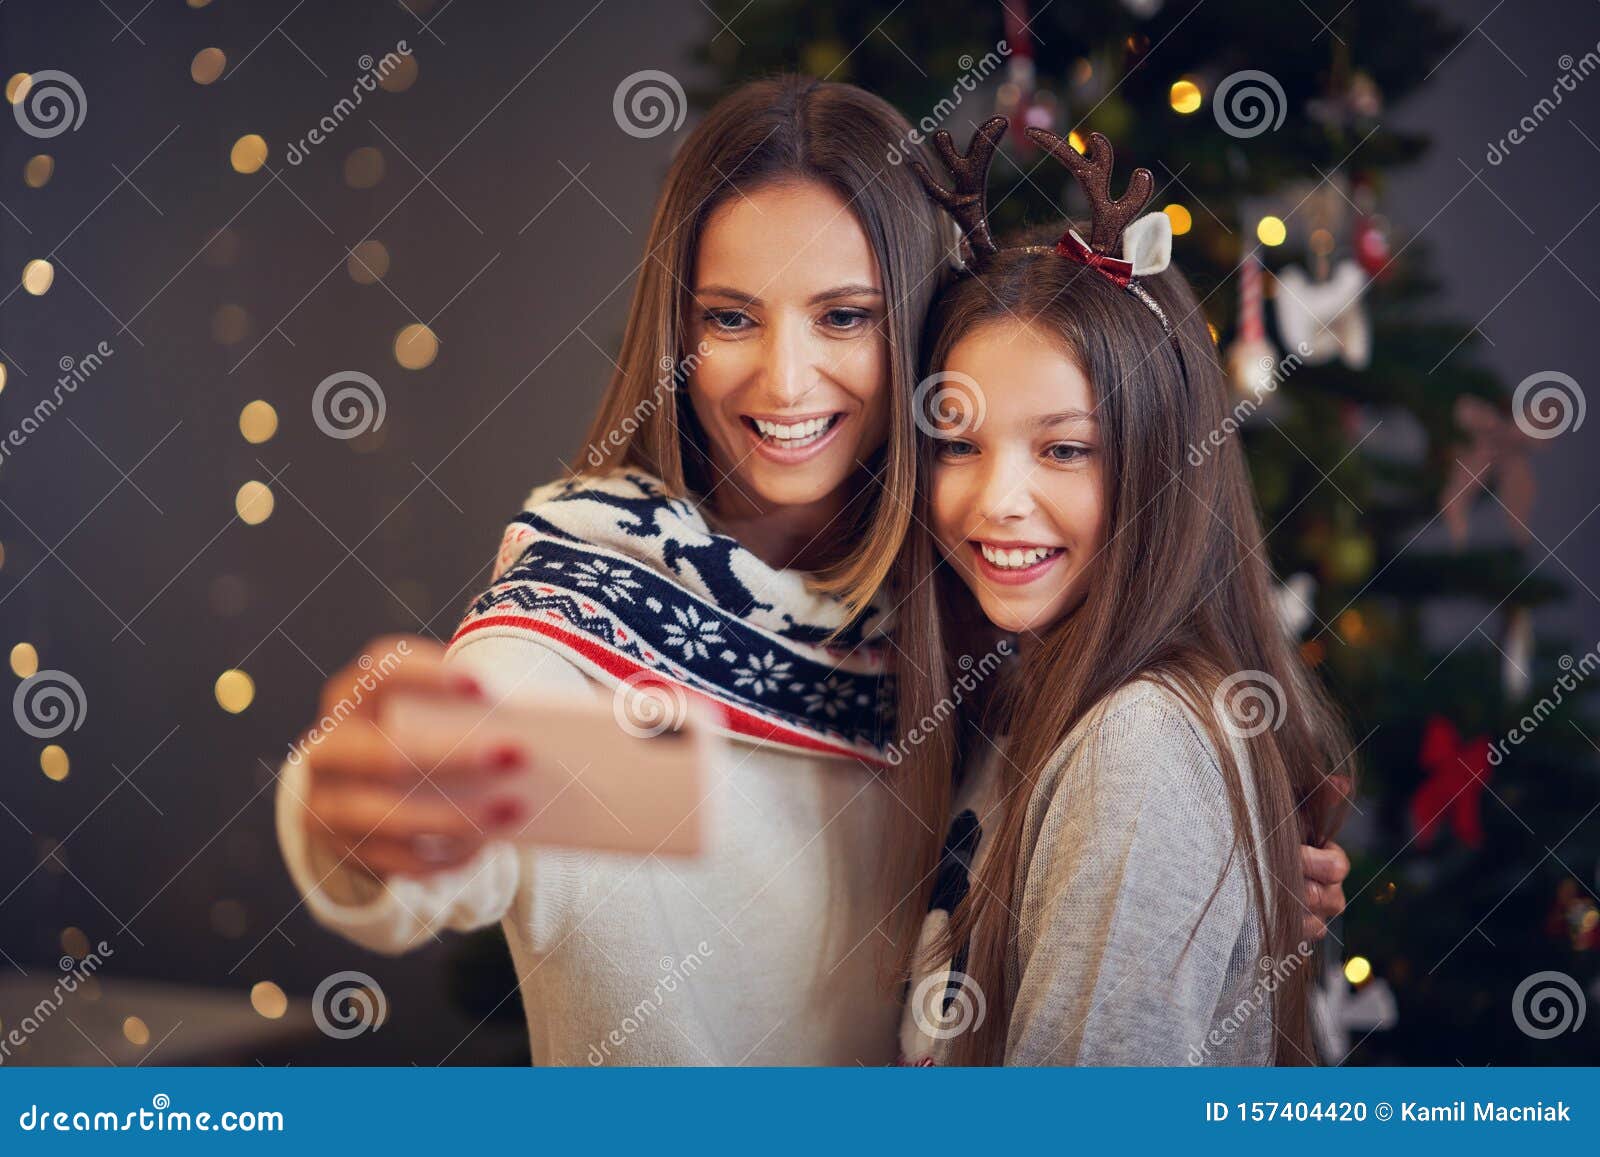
[273,631,602,957]
[1005,685,1251,1065]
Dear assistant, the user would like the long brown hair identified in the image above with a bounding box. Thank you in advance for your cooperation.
[580,76,948,612]
[888,228,1354,1064]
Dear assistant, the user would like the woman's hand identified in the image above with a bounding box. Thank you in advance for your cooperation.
[296,635,529,882]
[1300,773,1354,941]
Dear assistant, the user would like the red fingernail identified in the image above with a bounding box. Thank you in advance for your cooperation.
[486,744,523,774]
[487,798,523,827]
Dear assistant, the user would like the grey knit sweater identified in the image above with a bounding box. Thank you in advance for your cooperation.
[898,678,1286,1066]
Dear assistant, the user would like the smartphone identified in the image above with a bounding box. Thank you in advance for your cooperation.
[377,686,713,857]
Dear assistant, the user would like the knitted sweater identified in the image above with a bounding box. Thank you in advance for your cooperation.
[898,679,1281,1066]
[274,633,905,1067]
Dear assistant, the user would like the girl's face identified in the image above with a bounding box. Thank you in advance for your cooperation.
[686,179,891,514]
[930,320,1108,635]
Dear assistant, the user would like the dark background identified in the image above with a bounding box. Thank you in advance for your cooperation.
[1,0,1596,1064]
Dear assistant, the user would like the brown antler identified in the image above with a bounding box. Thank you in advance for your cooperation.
[911,116,1008,263]
[1025,128,1154,255]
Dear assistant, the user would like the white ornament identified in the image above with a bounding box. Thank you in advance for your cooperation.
[1275,260,1371,368]
[1274,573,1318,638]
[1313,964,1398,1060]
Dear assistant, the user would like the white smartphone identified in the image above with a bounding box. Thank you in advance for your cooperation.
[377,686,714,857]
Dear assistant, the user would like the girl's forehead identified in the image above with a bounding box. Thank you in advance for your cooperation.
[943,321,1094,419]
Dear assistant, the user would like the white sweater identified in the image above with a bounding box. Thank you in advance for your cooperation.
[274,630,903,1065]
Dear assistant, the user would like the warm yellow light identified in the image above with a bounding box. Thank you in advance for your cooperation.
[230,134,268,174]
[378,53,418,93]
[394,322,439,370]
[343,146,385,189]
[239,400,278,444]
[1206,322,1220,345]
[23,154,52,188]
[1163,204,1193,236]
[10,641,38,677]
[0,362,6,394]
[1343,956,1373,985]
[1256,216,1287,246]
[251,980,288,1019]
[22,259,53,295]
[215,668,256,713]
[235,481,274,525]
[122,1016,150,1046]
[347,240,390,284]
[1169,78,1203,114]
[5,74,30,105]
[1066,130,1087,155]
[191,47,226,85]
[41,745,69,781]
[60,926,89,959]
[211,304,251,345]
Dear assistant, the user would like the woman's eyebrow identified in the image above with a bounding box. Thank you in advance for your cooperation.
[806,284,883,304]
[694,285,760,305]
[1035,408,1096,428]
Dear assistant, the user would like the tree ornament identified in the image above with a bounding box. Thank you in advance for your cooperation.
[1313,963,1397,1060]
[1410,715,1492,850]
[1274,573,1318,638]
[1227,254,1278,395]
[1440,394,1540,548]
[1274,260,1371,368]
[1502,607,1534,700]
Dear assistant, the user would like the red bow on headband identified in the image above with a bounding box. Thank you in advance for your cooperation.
[1055,228,1135,288]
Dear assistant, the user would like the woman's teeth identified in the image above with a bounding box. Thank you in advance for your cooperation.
[751,415,836,447]
[979,543,1060,569]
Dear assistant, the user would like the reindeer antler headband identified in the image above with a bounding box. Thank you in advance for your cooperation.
[912,117,1178,342]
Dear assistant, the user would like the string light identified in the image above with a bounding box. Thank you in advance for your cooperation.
[238,400,278,444]
[10,642,38,677]
[1256,216,1287,246]
[191,47,226,85]
[251,981,288,1019]
[0,362,7,394]
[1169,78,1203,114]
[230,134,268,175]
[23,154,52,188]
[1066,130,1087,155]
[394,322,439,369]
[234,481,274,525]
[22,259,54,295]
[379,53,419,93]
[1343,956,1373,985]
[123,1017,150,1046]
[215,668,255,713]
[211,304,252,345]
[5,74,30,105]
[1163,204,1192,236]
[41,745,69,781]
[347,240,390,284]
[343,146,385,188]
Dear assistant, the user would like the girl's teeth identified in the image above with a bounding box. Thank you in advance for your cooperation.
[979,544,1057,569]
[753,416,834,445]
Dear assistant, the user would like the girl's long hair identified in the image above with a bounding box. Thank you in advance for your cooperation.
[887,228,1355,1064]
[580,75,948,613]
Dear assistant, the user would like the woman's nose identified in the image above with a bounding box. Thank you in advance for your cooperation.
[762,320,816,408]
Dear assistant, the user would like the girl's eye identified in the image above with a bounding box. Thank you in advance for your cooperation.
[935,439,976,461]
[703,309,752,332]
[1044,442,1091,464]
[821,308,871,331]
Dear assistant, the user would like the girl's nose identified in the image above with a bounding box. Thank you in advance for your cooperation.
[975,459,1034,523]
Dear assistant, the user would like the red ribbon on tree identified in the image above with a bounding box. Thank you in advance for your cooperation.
[1055,228,1135,286]
[1410,715,1493,849]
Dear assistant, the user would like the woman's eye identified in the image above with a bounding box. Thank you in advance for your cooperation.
[935,439,976,460]
[821,308,871,331]
[1045,442,1090,464]
[704,310,751,332]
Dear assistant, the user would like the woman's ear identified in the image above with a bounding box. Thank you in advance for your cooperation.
[1122,212,1172,277]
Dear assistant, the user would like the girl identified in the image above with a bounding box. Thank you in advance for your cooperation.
[274,83,1349,1066]
[892,122,1354,1065]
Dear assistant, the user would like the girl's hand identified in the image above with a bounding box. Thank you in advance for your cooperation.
[296,635,529,882]
[1299,771,1354,940]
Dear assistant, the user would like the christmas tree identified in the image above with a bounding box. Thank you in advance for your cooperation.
[697,0,1600,1063]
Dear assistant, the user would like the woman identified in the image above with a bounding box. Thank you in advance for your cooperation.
[275,81,1349,1066]
[891,124,1354,1065]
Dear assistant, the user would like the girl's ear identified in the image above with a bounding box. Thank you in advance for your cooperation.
[1122,212,1172,277]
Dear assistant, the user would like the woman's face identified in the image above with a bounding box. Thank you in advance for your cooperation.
[929,320,1108,635]
[686,179,891,514]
